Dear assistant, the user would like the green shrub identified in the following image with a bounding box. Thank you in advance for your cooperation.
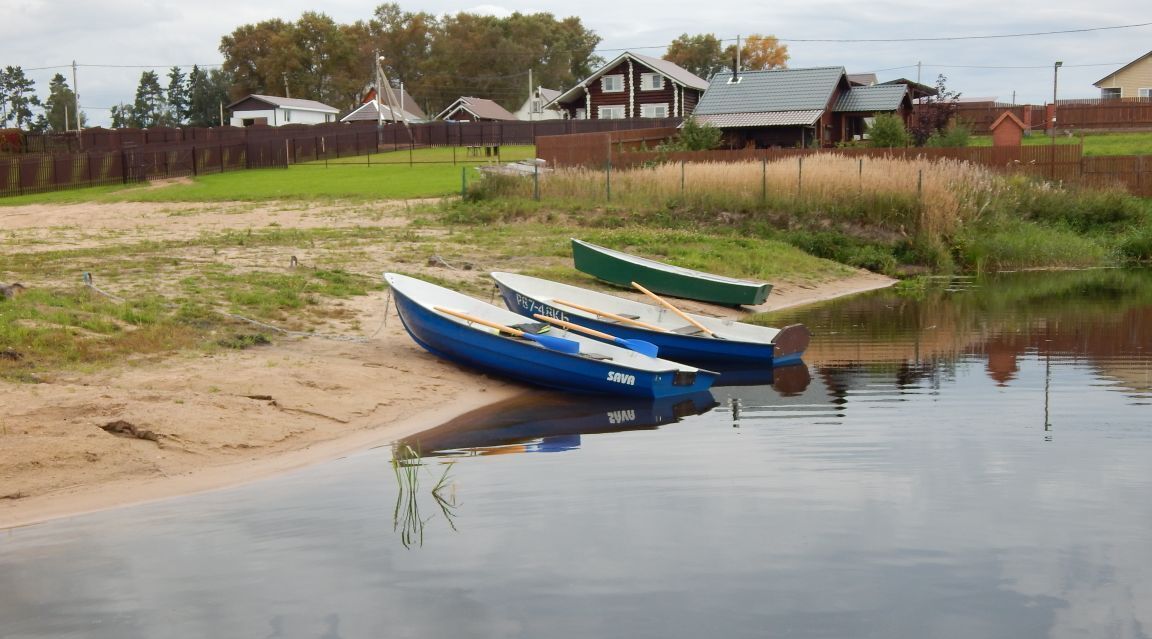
[926,123,971,148]
[868,113,909,148]
[661,117,723,151]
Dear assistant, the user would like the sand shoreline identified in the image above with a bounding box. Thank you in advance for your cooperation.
[0,200,896,529]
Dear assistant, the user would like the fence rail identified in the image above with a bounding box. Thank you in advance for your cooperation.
[608,144,1151,198]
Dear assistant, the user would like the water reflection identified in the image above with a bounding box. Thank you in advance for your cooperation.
[398,391,719,458]
[1,269,1150,639]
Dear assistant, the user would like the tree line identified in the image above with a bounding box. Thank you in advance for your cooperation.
[2,3,791,132]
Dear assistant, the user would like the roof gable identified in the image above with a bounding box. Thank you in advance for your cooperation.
[694,67,847,115]
[1094,50,1152,87]
[551,51,709,105]
[362,86,426,119]
[340,101,425,123]
[990,111,1026,131]
[435,96,517,121]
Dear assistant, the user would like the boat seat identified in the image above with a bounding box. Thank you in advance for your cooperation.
[510,322,550,334]
[672,325,707,335]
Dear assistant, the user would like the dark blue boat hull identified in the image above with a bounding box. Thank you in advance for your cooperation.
[392,285,717,398]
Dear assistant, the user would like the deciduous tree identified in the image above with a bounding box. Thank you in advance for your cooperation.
[909,74,960,146]
[663,34,727,79]
[732,34,789,70]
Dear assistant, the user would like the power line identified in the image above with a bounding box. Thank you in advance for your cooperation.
[591,20,1152,52]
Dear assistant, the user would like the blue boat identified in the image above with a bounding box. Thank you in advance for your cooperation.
[385,273,719,398]
[491,271,811,367]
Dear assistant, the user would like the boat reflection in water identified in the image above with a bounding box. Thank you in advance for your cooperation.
[711,360,812,394]
[399,391,720,458]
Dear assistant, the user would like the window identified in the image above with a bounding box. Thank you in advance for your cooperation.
[640,73,664,91]
[284,110,291,122]
[601,74,624,92]
[531,98,543,113]
[1140,88,1152,99]
[598,105,625,119]
[1101,87,1122,99]
[640,103,668,118]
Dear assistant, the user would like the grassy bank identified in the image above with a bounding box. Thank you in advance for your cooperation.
[969,130,1152,156]
[0,145,536,206]
[466,154,1152,273]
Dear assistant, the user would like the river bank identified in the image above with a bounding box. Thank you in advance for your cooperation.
[0,199,894,528]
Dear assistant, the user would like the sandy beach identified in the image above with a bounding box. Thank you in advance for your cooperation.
[0,199,895,529]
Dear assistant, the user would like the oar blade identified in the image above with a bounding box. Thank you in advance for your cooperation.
[525,331,581,354]
[618,337,659,358]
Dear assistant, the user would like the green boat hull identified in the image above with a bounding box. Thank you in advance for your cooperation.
[571,239,772,306]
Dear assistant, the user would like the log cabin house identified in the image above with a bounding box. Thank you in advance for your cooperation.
[548,52,709,120]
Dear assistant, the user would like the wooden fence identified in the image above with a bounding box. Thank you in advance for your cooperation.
[6,118,683,154]
[536,127,680,168]
[609,145,1152,198]
[936,98,1152,134]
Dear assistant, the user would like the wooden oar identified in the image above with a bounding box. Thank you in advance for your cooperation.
[533,313,660,358]
[433,306,580,354]
[552,298,670,332]
[630,281,716,338]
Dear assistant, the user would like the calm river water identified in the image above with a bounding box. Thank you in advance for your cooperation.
[2,269,1150,639]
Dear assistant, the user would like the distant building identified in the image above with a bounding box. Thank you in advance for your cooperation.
[435,97,518,122]
[549,52,709,120]
[692,66,912,148]
[341,101,426,124]
[514,87,564,121]
[226,95,339,127]
[1094,50,1152,99]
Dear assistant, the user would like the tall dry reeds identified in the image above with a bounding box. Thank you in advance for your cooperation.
[484,154,1002,240]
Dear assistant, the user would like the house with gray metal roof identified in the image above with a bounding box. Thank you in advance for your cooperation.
[692,67,911,148]
[549,52,709,120]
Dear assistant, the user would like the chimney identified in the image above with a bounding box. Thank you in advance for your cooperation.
[730,35,741,84]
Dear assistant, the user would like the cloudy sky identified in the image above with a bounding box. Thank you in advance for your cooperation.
[7,0,1150,126]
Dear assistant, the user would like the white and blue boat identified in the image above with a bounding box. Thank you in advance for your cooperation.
[491,271,811,367]
[385,273,718,398]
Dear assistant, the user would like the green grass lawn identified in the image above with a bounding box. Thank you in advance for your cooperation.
[317,144,536,165]
[0,149,541,205]
[970,131,1152,156]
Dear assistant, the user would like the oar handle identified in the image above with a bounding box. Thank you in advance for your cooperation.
[630,281,714,337]
[552,298,669,332]
[533,313,615,341]
[434,306,523,336]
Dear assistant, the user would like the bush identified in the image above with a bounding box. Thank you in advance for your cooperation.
[663,117,723,151]
[926,123,971,148]
[868,113,909,148]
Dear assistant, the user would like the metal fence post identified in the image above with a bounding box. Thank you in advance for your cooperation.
[605,160,612,202]
[797,156,803,199]
[681,160,685,198]
[534,162,540,201]
[761,157,767,204]
[461,166,467,198]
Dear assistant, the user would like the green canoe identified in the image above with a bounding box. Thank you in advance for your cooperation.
[571,239,773,306]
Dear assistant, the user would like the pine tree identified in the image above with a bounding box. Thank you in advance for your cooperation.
[167,66,188,125]
[130,70,167,128]
[43,73,85,132]
[186,66,231,127]
[0,66,42,129]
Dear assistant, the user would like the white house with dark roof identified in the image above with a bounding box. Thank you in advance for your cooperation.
[692,66,911,148]
[549,52,709,120]
[226,95,339,127]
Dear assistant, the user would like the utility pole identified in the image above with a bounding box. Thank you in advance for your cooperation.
[282,73,290,99]
[916,61,921,85]
[375,50,383,137]
[72,60,82,149]
[528,68,533,121]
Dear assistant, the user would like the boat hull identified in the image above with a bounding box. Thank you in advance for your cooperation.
[493,273,808,367]
[571,239,772,306]
[387,274,717,399]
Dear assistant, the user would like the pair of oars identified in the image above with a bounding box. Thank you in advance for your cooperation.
[551,283,718,339]
[434,306,659,357]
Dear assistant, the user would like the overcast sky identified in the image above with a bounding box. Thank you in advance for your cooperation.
[7,0,1150,127]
